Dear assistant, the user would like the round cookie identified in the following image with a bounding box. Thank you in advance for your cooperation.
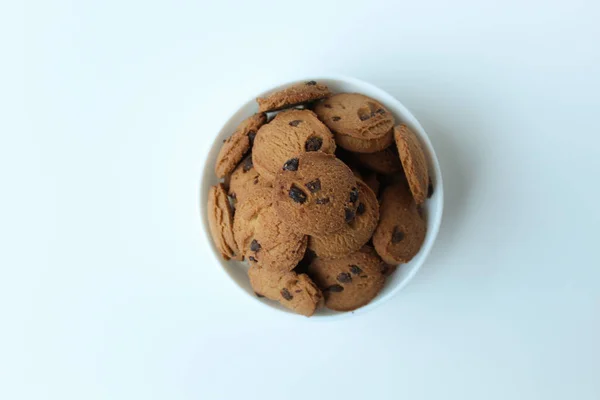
[215,113,267,178]
[335,129,394,153]
[308,246,385,311]
[373,183,426,265]
[308,180,379,259]
[249,266,323,317]
[355,146,403,175]
[257,80,331,113]
[233,187,307,272]
[273,152,359,236]
[394,124,429,205]
[228,154,272,203]
[207,183,241,260]
[252,109,336,181]
[314,93,395,139]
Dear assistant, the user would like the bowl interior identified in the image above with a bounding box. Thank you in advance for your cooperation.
[199,76,444,319]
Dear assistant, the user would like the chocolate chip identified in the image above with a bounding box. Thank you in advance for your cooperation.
[428,180,434,198]
[283,158,299,171]
[324,104,332,108]
[359,114,371,121]
[350,265,363,275]
[305,137,323,152]
[349,187,358,204]
[243,157,253,172]
[376,108,386,115]
[305,179,321,193]
[345,208,356,223]
[306,80,317,86]
[289,185,307,204]
[332,116,341,121]
[327,284,344,292]
[289,120,302,127]
[315,197,330,205]
[295,289,302,293]
[337,272,352,283]
[249,256,257,262]
[250,239,261,252]
[356,203,365,215]
[281,288,293,300]
[255,292,264,298]
[253,177,259,185]
[248,130,256,145]
[392,227,404,243]
[222,139,226,143]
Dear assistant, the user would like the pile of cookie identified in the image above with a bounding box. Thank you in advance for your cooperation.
[207,80,433,316]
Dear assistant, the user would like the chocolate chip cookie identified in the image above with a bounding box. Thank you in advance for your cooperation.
[252,109,336,181]
[394,124,429,205]
[314,93,395,139]
[257,81,331,113]
[373,183,426,264]
[215,113,267,178]
[207,183,240,260]
[228,154,272,203]
[249,266,323,316]
[355,146,403,175]
[308,246,385,311]
[308,180,379,258]
[335,129,394,153]
[234,188,307,272]
[273,152,359,236]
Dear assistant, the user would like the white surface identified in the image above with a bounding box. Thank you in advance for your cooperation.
[4,1,600,399]
[200,76,444,318]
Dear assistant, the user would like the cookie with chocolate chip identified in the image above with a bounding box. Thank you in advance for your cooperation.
[249,266,323,316]
[273,152,359,236]
[314,93,395,140]
[207,183,241,261]
[394,124,429,205]
[308,246,385,311]
[252,109,336,181]
[215,113,267,178]
[308,180,379,258]
[354,145,403,175]
[256,81,331,113]
[233,188,307,272]
[228,154,272,203]
[373,183,426,264]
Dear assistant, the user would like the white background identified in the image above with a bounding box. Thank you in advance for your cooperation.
[4,0,600,399]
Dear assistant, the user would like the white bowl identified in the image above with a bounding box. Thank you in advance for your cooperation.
[199,75,444,319]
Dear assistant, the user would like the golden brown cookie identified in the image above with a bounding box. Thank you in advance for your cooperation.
[314,93,395,139]
[355,146,403,175]
[215,113,267,178]
[257,81,331,113]
[308,180,379,258]
[394,124,429,205]
[207,184,241,260]
[252,109,336,181]
[335,129,394,153]
[273,152,359,236]
[233,188,307,272]
[249,266,323,316]
[373,183,426,264]
[308,246,385,311]
[228,154,272,203]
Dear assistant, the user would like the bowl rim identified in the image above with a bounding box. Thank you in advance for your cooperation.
[198,74,444,320]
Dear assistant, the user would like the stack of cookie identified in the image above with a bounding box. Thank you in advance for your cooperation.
[208,80,433,316]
